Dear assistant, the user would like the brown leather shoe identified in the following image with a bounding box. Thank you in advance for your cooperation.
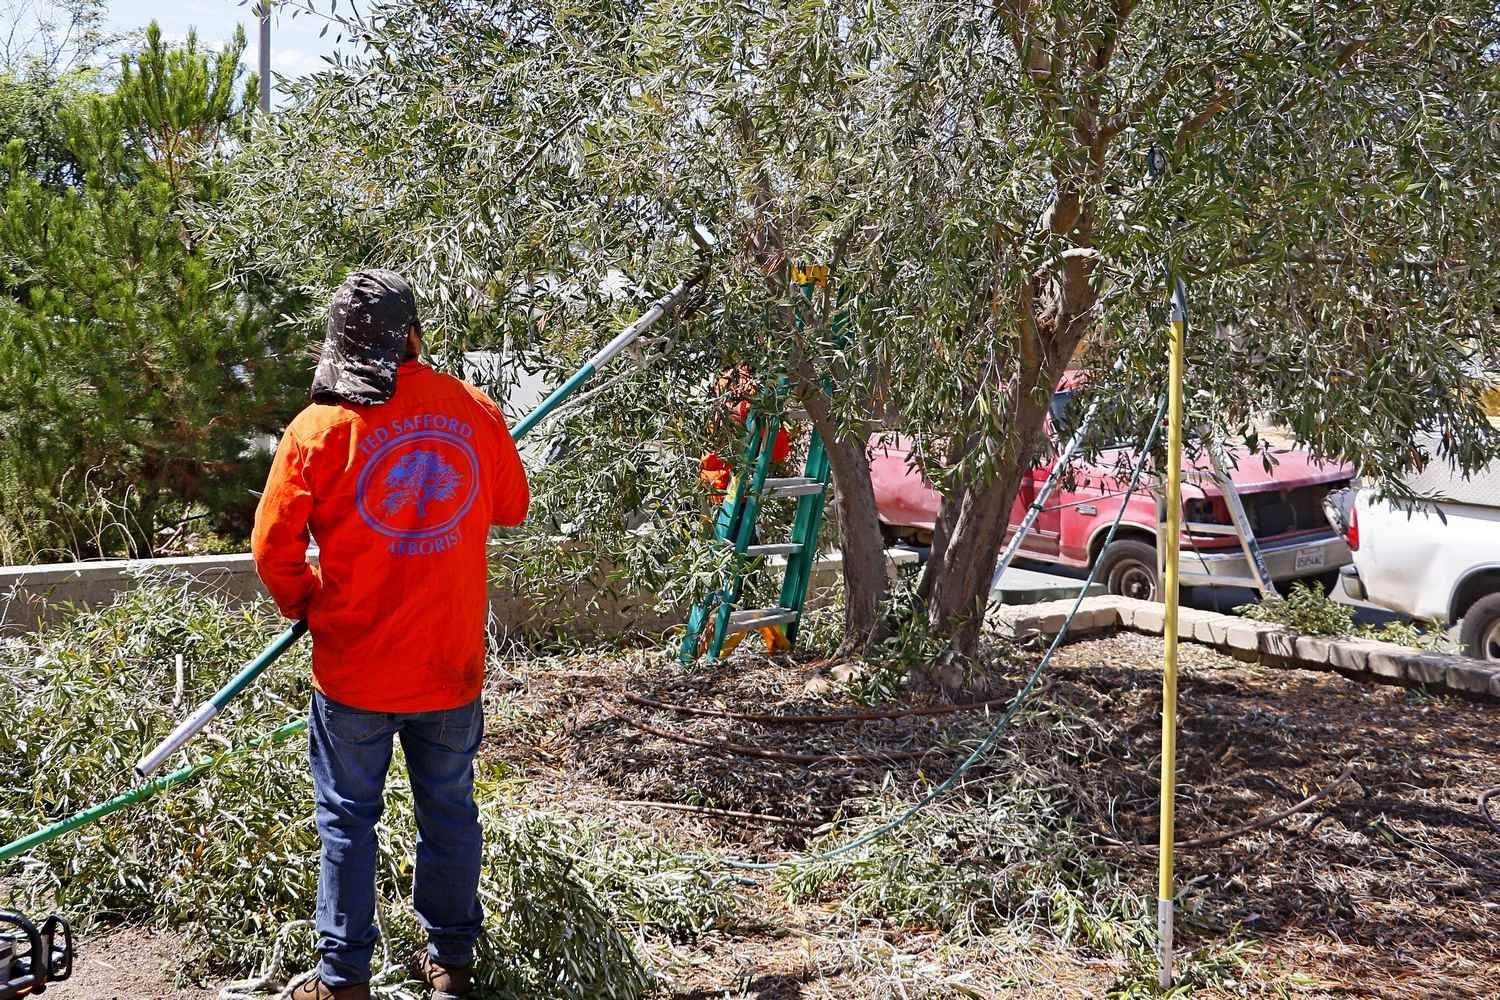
[287,973,371,1000]
[410,950,474,998]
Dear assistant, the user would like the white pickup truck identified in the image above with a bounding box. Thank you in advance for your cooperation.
[1335,450,1500,661]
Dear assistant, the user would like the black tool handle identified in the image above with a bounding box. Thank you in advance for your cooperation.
[40,915,71,983]
[0,910,43,996]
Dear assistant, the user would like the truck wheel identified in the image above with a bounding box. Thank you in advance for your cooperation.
[1459,593,1500,661]
[1097,539,1160,601]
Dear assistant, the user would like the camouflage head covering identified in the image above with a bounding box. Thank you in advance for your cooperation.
[311,269,420,406]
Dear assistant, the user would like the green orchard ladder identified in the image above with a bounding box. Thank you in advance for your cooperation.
[678,396,832,663]
[679,266,842,663]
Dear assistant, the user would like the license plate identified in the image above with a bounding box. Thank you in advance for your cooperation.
[1294,548,1326,572]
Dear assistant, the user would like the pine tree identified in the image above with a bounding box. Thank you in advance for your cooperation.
[0,23,306,561]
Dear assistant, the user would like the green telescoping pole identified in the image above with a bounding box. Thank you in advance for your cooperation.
[132,619,308,777]
[0,720,307,864]
[6,264,710,862]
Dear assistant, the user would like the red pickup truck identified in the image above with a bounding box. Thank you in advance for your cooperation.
[870,384,1355,599]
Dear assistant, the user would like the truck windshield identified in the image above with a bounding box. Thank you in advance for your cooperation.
[1049,390,1133,451]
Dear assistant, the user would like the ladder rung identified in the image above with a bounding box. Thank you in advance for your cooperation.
[1183,522,1241,536]
[1178,573,1265,589]
[746,543,802,556]
[763,477,826,497]
[727,608,799,629]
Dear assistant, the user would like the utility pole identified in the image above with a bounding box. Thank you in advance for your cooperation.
[257,1,271,112]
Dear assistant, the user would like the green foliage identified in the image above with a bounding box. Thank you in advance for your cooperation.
[1105,937,1262,999]
[778,760,1147,947]
[0,581,321,973]
[0,583,749,995]
[1236,582,1359,636]
[1358,618,1447,651]
[208,0,1500,657]
[0,65,84,186]
[0,23,305,561]
[1236,582,1448,649]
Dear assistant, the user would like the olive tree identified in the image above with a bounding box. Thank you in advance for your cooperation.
[213,0,1499,655]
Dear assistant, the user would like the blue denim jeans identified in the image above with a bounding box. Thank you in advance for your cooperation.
[307,691,485,988]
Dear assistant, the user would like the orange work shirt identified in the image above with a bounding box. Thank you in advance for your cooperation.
[252,361,529,713]
[699,378,793,500]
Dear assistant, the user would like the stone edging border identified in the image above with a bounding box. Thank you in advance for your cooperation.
[991,595,1500,702]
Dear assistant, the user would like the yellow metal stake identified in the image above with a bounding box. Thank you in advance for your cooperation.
[1157,277,1188,989]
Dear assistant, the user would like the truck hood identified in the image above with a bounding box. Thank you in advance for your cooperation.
[1185,444,1354,493]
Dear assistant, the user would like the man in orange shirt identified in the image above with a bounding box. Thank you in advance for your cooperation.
[252,270,528,1000]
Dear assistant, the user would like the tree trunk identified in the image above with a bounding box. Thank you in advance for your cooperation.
[917,477,962,605]
[823,434,890,655]
[925,386,1053,656]
[788,365,890,657]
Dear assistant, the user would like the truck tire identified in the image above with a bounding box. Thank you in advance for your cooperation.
[1097,539,1160,601]
[1459,592,1500,661]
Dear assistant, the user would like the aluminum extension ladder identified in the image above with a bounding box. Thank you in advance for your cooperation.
[1155,438,1279,599]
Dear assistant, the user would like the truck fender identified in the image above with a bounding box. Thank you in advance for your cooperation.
[1449,564,1500,624]
[1087,521,1157,564]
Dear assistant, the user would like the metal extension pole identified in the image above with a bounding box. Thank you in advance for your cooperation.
[511,266,707,439]
[1156,274,1187,990]
[257,3,271,113]
[133,621,307,777]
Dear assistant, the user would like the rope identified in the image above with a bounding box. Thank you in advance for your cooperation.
[713,392,1170,871]
[218,919,312,1000]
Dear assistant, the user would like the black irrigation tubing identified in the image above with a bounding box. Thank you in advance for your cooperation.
[712,393,1171,872]
[621,691,1013,725]
[1481,786,1500,837]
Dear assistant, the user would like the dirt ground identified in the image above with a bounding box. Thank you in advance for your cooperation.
[45,926,212,1000]
[56,631,1500,999]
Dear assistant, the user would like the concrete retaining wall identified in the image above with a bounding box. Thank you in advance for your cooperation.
[991,596,1500,701]
[1,552,272,634]
[0,546,918,638]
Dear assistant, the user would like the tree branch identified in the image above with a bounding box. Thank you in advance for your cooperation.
[1275,36,1368,114]
[1173,79,1234,150]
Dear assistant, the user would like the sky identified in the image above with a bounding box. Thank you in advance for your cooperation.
[104,0,346,103]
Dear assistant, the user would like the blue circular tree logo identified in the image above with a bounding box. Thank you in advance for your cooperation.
[356,430,479,539]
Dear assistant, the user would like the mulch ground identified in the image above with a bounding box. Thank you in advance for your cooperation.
[482,631,1500,1000]
[58,631,1499,999]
